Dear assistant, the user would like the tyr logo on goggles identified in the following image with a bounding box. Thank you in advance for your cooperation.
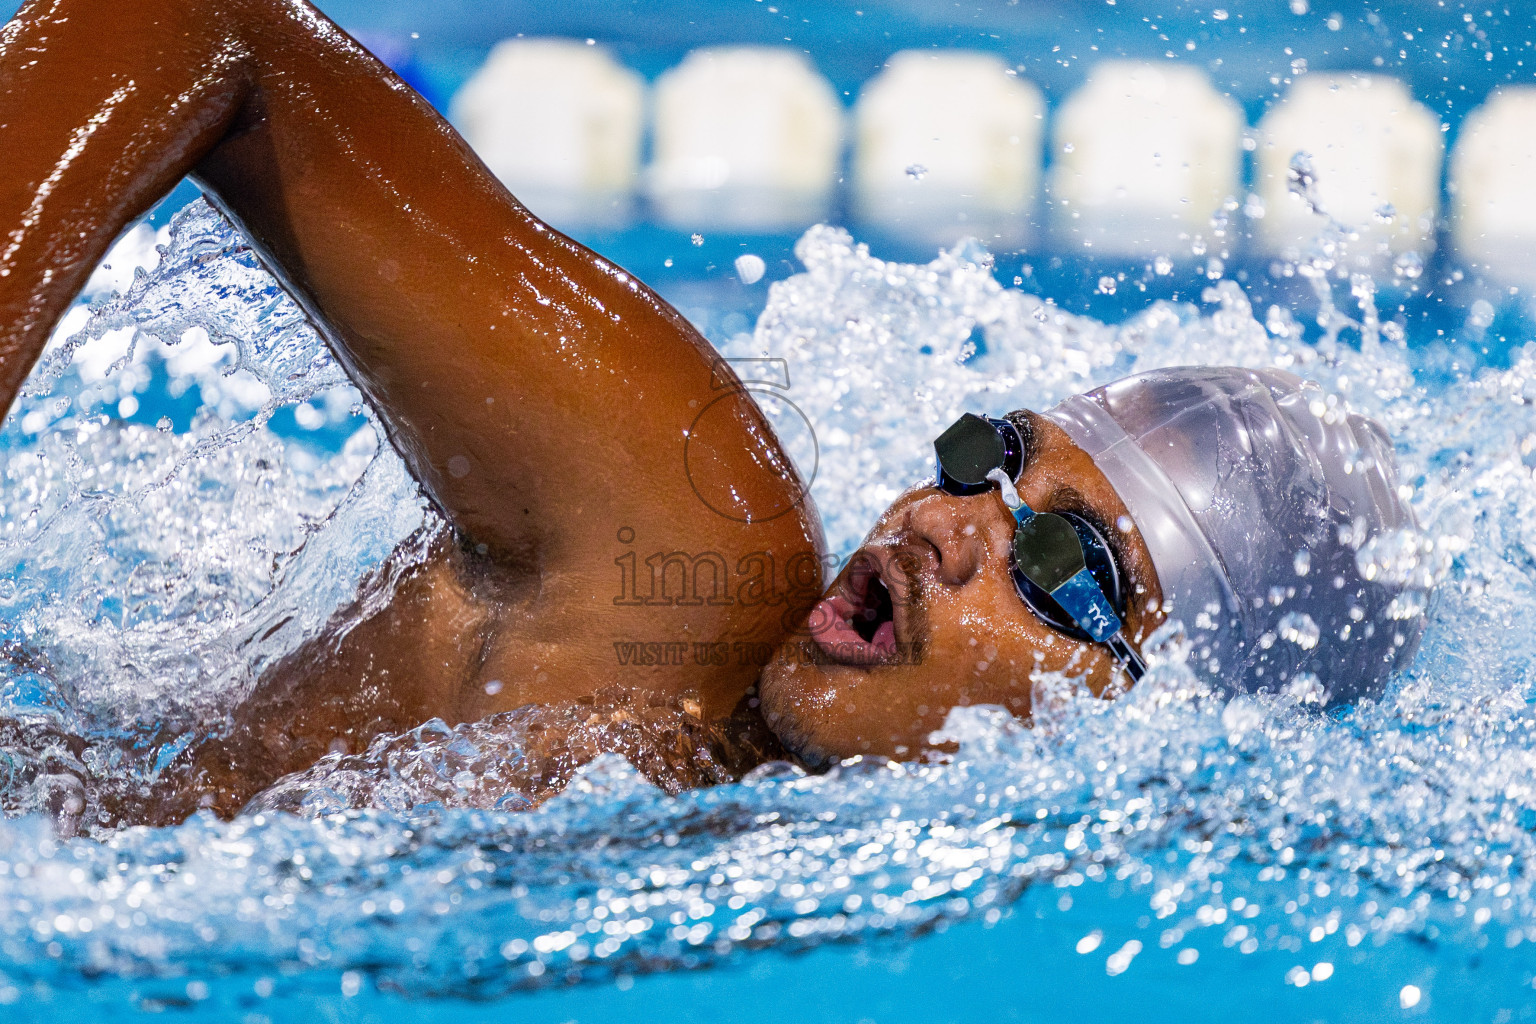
[933,413,1148,681]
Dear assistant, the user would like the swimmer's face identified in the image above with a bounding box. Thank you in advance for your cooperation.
[758,412,1164,765]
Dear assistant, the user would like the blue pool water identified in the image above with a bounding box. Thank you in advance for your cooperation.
[0,188,1530,1022]
[6,2,1536,1022]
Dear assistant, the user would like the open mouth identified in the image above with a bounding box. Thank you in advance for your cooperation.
[808,552,902,665]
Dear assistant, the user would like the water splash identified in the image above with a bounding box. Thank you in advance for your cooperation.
[0,201,1532,1013]
[0,200,429,818]
[725,224,1412,557]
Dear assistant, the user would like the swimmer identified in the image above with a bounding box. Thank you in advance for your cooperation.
[0,0,1425,824]
[759,369,1426,764]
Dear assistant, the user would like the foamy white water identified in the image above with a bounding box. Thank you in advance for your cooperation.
[0,200,1529,1018]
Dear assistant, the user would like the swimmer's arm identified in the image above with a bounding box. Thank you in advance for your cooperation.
[0,0,816,580]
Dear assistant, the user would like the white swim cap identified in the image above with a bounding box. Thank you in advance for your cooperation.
[1046,366,1426,702]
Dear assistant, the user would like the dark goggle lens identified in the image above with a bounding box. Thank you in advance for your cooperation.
[934,413,1021,494]
[1012,513,1087,592]
[1012,511,1126,642]
[933,412,1132,656]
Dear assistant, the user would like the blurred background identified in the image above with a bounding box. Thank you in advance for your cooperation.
[0,8,1534,1017]
[5,0,1534,355]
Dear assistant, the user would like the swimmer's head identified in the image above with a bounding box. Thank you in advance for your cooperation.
[758,366,1426,765]
[1048,366,1426,703]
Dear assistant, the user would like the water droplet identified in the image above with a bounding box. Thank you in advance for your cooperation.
[1468,299,1496,330]
[1392,251,1424,280]
[1286,152,1320,210]
[1222,695,1265,734]
[1279,611,1321,650]
[735,254,767,286]
[905,164,928,181]
[1282,672,1327,705]
[1104,939,1142,976]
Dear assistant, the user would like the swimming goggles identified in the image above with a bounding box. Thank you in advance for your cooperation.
[933,413,1147,681]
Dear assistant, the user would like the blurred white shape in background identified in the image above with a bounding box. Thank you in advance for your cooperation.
[851,50,1044,249]
[1450,87,1536,284]
[451,39,644,227]
[1049,61,1243,256]
[649,47,842,232]
[1255,74,1442,265]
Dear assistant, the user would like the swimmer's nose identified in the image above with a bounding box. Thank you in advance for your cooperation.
[900,493,995,588]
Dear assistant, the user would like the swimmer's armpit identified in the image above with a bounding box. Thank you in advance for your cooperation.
[1,0,824,766]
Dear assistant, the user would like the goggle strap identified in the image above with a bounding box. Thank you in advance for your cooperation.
[1106,634,1148,682]
[982,460,1147,681]
[1049,569,1123,643]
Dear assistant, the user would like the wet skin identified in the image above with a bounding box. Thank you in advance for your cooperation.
[0,0,1157,820]
[759,413,1164,766]
[0,0,822,818]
